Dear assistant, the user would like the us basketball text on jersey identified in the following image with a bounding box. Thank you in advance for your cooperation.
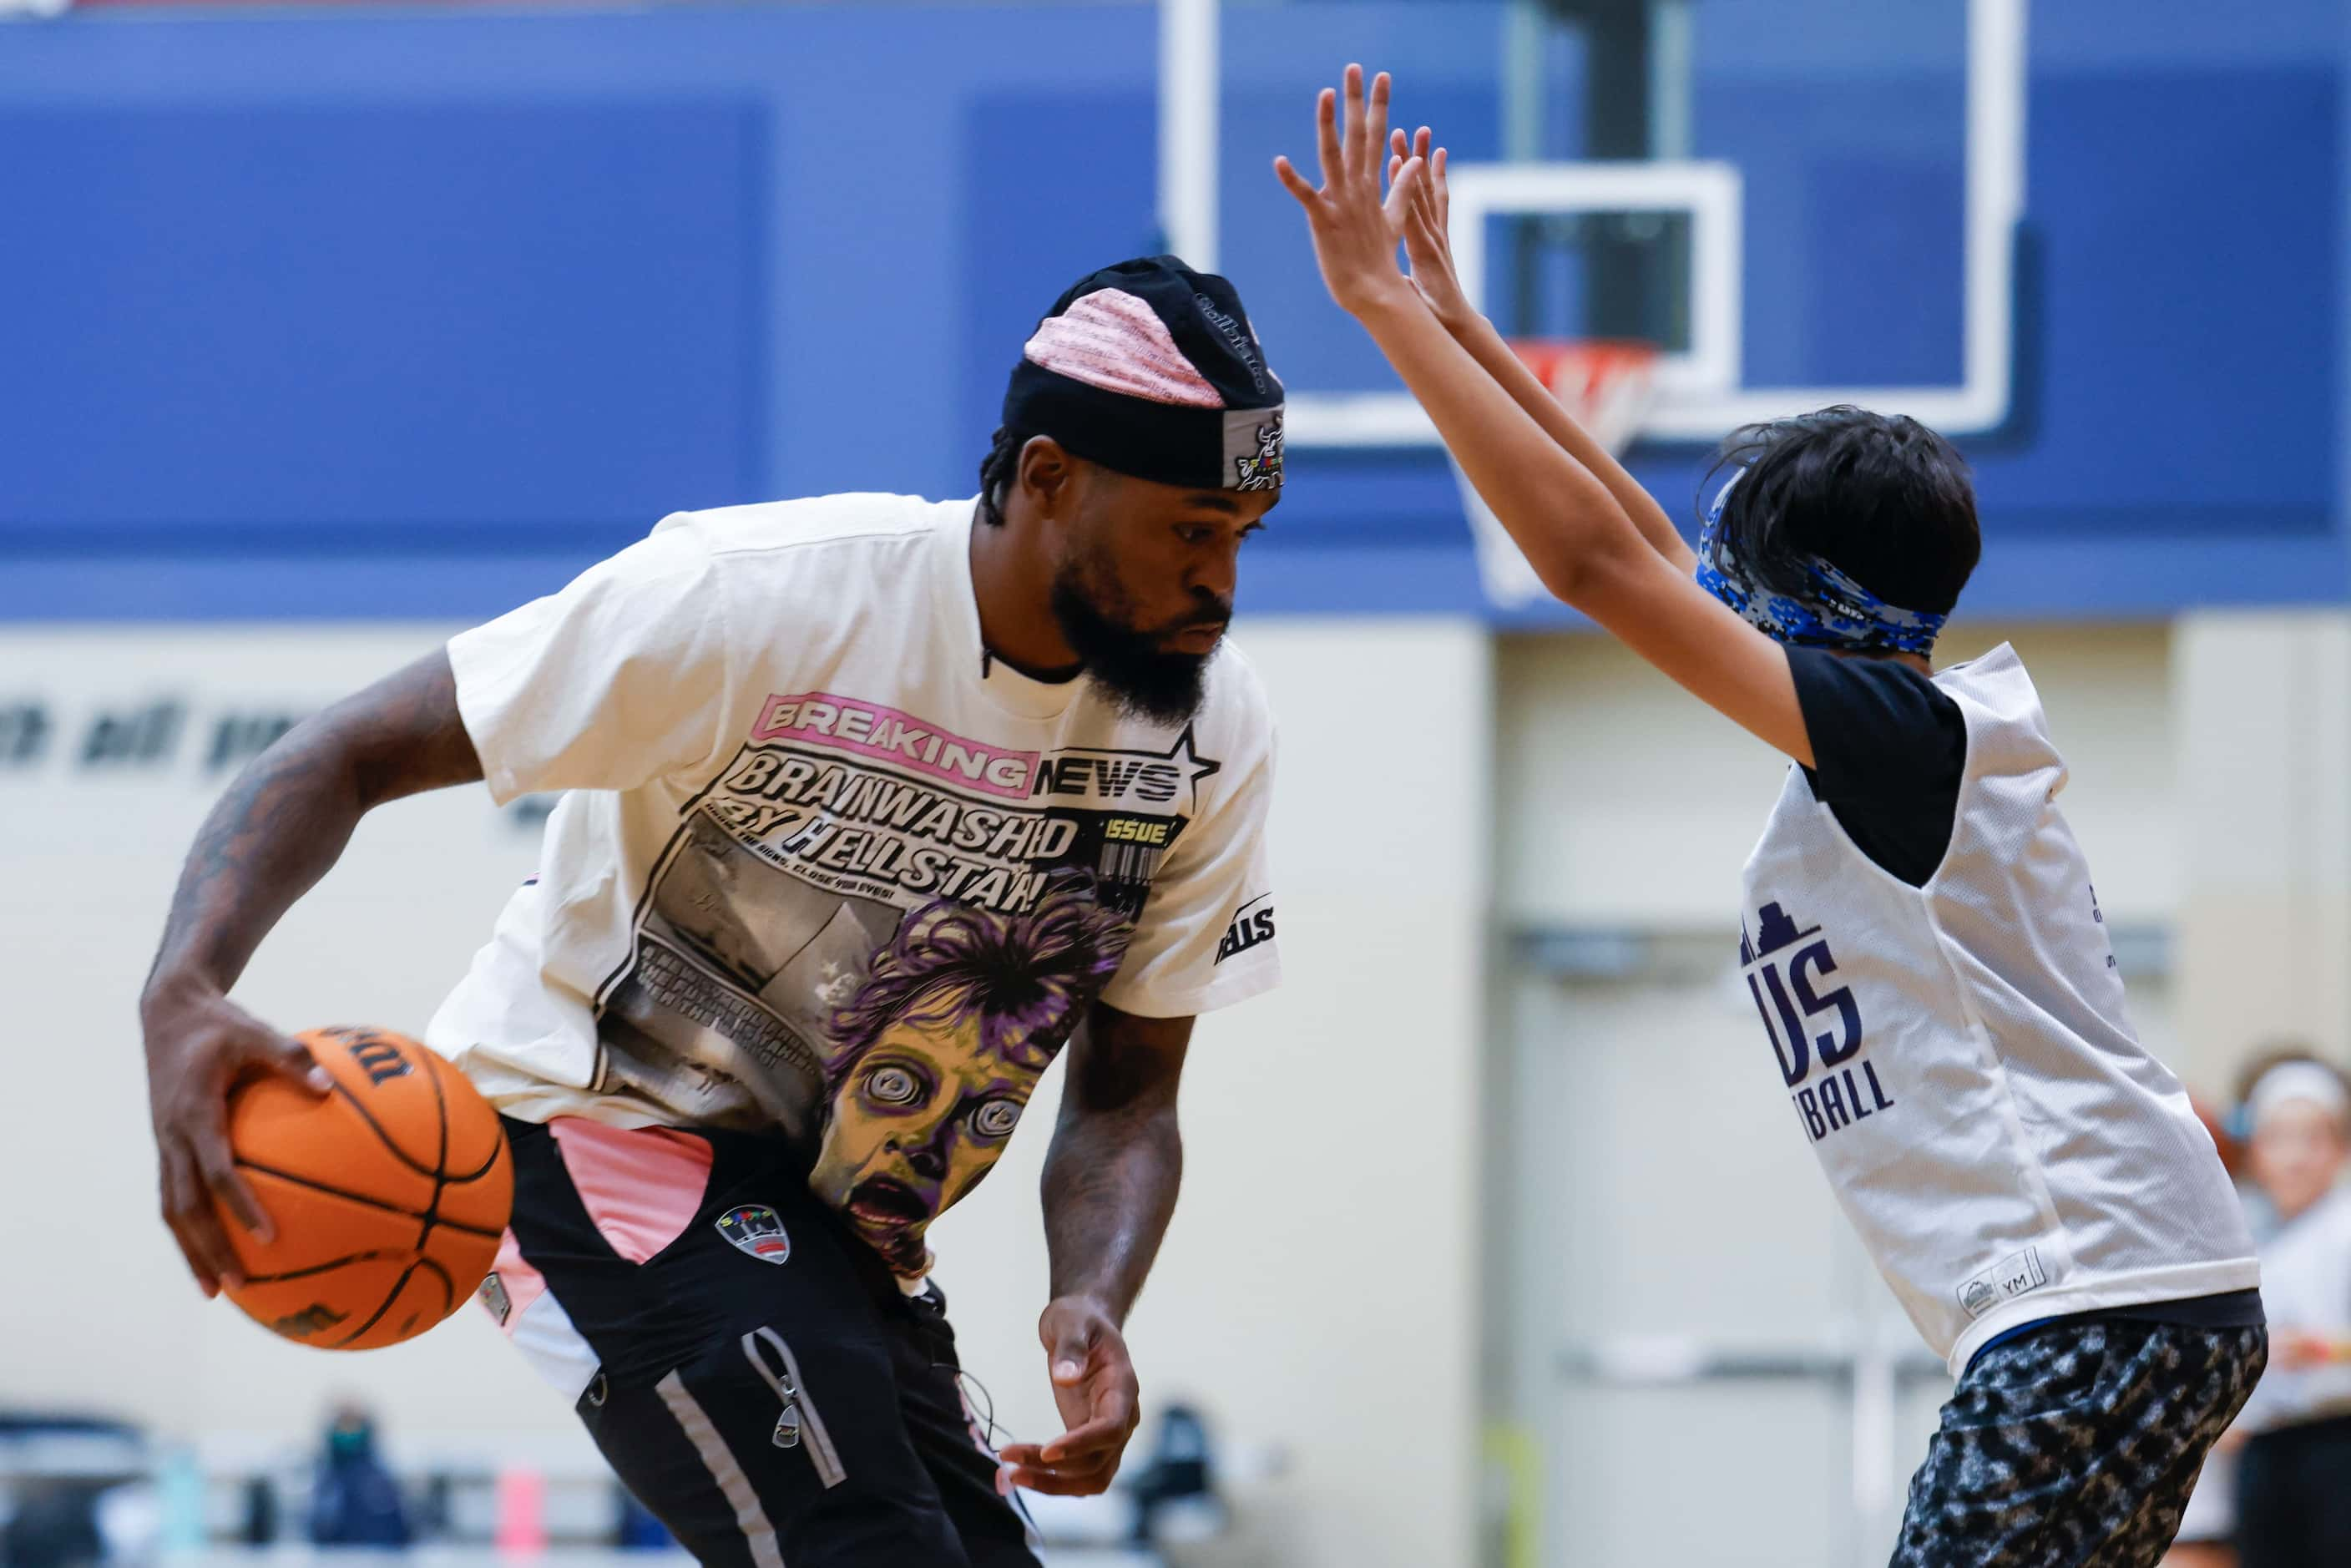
[1740,901,1896,1146]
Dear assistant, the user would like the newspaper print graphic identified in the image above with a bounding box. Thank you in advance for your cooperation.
[590,690,1221,1275]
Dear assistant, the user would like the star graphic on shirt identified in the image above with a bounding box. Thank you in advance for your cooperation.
[1156,724,1223,791]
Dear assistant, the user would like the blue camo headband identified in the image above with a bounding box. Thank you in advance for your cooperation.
[1695,469,1947,655]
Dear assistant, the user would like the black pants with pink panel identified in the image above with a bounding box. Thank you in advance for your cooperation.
[481,1115,1039,1568]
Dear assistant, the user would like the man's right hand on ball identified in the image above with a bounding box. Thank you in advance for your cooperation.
[139,974,330,1297]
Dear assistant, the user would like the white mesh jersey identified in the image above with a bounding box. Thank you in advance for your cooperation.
[1737,643,2257,1373]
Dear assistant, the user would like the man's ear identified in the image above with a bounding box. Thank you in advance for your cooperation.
[1018,435,1079,520]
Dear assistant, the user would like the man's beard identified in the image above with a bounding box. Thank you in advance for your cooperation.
[1049,556,1226,726]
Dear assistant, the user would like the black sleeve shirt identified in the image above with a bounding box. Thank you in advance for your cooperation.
[1783,645,1968,888]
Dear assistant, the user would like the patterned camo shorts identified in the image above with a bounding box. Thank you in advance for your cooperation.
[1892,1319,2268,1568]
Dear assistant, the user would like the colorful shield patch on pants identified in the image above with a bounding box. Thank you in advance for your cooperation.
[715,1205,792,1265]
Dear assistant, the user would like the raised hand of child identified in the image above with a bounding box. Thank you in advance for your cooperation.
[1274,65,1424,321]
[1387,127,1472,324]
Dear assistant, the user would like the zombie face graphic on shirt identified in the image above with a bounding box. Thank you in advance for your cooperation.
[809,873,1130,1276]
[584,668,1269,1274]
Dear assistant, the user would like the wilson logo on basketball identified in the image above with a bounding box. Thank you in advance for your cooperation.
[318,1024,412,1086]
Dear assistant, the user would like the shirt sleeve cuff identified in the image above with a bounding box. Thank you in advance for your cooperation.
[1100,953,1282,1019]
[446,629,529,807]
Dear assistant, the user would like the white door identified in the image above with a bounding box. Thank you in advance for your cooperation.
[1492,961,1953,1568]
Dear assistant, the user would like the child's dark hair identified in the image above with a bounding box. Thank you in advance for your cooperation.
[975,426,1034,529]
[1703,406,1981,617]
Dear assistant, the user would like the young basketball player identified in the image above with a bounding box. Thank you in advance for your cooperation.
[139,255,1287,1567]
[1277,68,2266,1565]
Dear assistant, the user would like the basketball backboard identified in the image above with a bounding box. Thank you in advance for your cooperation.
[1161,0,2029,452]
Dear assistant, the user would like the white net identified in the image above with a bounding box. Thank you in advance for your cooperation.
[1454,340,1659,608]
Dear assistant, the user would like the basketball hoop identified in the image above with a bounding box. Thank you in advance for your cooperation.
[1452,338,1660,609]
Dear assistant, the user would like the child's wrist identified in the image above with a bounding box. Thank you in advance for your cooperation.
[1347,276,1426,325]
[1430,296,1479,332]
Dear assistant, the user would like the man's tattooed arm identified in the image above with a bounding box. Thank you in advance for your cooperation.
[148,650,483,993]
[999,1002,1191,1497]
[139,649,484,1295]
[1042,1002,1191,1317]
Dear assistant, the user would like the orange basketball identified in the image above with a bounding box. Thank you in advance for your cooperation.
[216,1026,512,1351]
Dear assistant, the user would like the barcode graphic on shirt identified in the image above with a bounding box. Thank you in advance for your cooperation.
[1098,841,1166,888]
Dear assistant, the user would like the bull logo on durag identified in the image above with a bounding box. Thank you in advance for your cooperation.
[1234,414,1284,492]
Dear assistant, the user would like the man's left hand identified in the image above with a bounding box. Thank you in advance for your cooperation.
[997,1295,1140,1495]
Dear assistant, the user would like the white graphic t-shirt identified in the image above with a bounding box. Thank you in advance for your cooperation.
[427,493,1280,1277]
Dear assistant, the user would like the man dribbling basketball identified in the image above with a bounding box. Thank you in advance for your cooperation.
[139,255,1287,1567]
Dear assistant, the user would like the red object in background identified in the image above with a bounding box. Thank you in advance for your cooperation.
[493,1467,548,1555]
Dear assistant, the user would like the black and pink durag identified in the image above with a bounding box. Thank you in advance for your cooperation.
[1004,255,1286,493]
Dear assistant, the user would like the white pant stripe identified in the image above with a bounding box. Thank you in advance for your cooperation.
[655,1371,786,1568]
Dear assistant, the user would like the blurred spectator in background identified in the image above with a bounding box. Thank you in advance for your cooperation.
[2169,1049,2337,1568]
[2222,1057,2351,1568]
[305,1402,411,1549]
[2222,1044,2342,1232]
